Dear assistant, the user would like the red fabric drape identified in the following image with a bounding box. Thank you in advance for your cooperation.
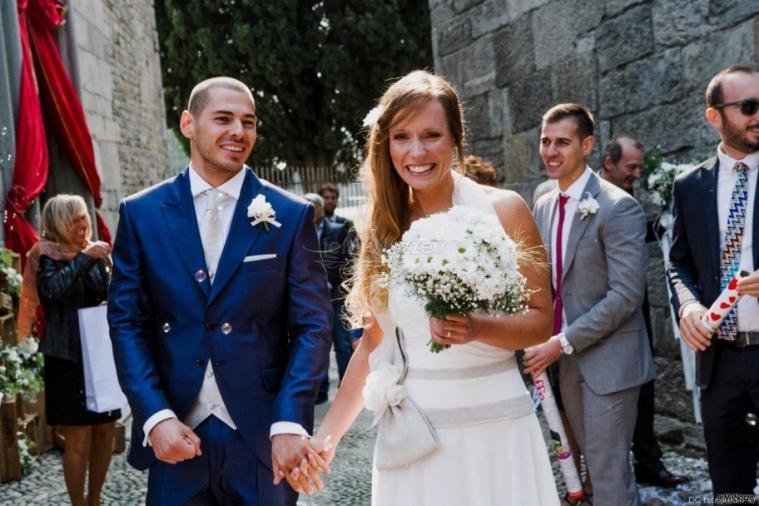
[6,0,112,263]
[27,0,110,243]
[5,0,49,258]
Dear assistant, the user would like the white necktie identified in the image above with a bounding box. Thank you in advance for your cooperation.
[200,190,228,282]
[186,189,237,431]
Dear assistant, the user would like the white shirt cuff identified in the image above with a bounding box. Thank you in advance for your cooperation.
[142,409,177,447]
[270,421,309,439]
[678,300,700,319]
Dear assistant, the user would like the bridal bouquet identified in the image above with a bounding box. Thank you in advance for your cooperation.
[382,206,528,352]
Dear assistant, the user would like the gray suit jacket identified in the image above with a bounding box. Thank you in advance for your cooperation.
[534,171,655,395]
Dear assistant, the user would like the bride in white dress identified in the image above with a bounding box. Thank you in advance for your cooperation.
[312,70,559,505]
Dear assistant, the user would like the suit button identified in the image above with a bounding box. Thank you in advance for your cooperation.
[205,322,217,330]
[195,359,204,367]
[221,323,232,335]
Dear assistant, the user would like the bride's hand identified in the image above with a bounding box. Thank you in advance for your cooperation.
[287,438,332,495]
[310,435,336,465]
[429,314,479,346]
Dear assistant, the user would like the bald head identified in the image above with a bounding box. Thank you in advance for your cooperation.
[602,137,645,191]
[188,77,255,117]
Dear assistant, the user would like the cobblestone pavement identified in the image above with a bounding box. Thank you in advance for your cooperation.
[0,358,727,505]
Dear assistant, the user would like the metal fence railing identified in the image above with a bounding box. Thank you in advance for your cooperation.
[255,166,368,230]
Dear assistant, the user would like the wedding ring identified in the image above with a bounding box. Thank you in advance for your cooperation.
[446,330,452,339]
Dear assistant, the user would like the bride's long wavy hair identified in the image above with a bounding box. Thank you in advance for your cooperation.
[346,70,467,324]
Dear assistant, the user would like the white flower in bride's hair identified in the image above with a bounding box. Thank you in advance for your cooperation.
[577,192,599,220]
[362,105,384,128]
[247,194,281,231]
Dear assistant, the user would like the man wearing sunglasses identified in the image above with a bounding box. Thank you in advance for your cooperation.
[669,65,759,503]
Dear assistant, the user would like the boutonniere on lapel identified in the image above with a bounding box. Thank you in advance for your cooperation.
[577,193,599,220]
[247,194,282,231]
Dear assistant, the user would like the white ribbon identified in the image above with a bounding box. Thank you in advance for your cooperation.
[250,217,282,229]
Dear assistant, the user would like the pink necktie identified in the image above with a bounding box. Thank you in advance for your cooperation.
[553,194,570,336]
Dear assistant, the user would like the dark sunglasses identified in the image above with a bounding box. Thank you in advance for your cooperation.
[713,98,759,116]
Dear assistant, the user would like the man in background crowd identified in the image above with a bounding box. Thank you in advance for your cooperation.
[319,183,353,229]
[600,137,688,488]
[669,65,759,503]
[463,154,499,186]
[528,103,654,505]
[303,193,356,404]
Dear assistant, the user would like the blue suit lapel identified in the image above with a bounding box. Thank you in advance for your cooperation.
[209,168,265,305]
[162,167,210,298]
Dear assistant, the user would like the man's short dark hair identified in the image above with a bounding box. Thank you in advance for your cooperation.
[604,137,644,165]
[318,183,339,198]
[187,77,254,117]
[705,65,758,107]
[542,103,594,139]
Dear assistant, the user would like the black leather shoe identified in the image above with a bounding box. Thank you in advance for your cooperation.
[635,465,689,488]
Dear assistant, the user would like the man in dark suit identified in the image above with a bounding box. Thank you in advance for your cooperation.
[303,193,356,404]
[669,65,759,502]
[318,183,353,230]
[108,77,332,504]
[601,137,688,488]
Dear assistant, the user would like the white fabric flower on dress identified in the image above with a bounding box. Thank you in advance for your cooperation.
[363,362,405,420]
[362,105,384,128]
[577,193,599,220]
[247,194,281,230]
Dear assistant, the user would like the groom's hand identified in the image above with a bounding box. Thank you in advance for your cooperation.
[149,418,202,464]
[272,434,326,495]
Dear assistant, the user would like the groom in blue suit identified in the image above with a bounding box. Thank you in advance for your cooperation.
[108,77,332,505]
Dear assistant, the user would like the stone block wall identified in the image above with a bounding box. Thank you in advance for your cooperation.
[431,0,759,427]
[67,0,170,230]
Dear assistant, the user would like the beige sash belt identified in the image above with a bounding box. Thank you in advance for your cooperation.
[406,358,516,381]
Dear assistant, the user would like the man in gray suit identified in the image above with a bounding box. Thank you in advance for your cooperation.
[525,103,655,505]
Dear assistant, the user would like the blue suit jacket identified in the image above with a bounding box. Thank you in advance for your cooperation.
[108,166,332,471]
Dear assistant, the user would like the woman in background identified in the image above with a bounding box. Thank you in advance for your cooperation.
[19,194,118,506]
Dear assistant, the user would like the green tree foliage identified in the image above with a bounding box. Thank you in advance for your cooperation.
[155,0,431,172]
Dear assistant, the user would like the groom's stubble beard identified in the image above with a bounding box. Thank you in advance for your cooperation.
[193,135,250,179]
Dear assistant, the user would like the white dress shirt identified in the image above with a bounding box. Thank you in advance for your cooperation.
[716,145,759,332]
[142,165,308,445]
[550,167,593,332]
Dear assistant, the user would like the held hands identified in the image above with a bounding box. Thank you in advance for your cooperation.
[83,241,111,260]
[271,434,331,495]
[523,337,562,377]
[429,314,479,347]
[679,303,712,352]
[148,418,202,464]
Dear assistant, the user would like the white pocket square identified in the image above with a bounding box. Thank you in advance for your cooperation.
[243,254,277,263]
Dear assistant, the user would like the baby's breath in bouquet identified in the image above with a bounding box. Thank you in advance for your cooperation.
[383,206,528,353]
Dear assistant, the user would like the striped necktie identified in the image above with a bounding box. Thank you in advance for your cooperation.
[719,162,749,341]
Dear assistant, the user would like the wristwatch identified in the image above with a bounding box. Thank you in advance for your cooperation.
[557,332,574,355]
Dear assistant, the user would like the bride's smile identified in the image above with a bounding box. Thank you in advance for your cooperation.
[389,99,456,193]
